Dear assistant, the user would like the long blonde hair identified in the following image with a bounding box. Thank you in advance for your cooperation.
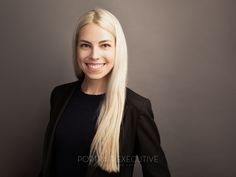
[73,8,128,172]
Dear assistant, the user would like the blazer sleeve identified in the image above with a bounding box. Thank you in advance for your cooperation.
[136,98,171,177]
[38,87,57,177]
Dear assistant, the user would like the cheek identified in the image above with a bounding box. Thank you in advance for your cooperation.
[77,50,87,62]
[106,49,115,62]
[76,53,84,68]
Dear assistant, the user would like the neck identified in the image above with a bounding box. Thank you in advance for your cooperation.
[81,76,108,95]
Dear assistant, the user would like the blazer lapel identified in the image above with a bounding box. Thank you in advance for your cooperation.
[43,81,79,176]
[44,80,129,177]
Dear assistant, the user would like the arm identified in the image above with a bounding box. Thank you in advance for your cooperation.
[136,99,171,177]
[37,87,57,177]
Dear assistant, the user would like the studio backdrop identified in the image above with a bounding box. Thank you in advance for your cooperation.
[0,0,235,177]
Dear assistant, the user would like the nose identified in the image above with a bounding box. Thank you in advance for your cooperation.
[90,46,100,60]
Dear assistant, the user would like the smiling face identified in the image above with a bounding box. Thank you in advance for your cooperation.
[77,23,115,82]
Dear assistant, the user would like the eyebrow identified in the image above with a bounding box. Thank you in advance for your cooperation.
[79,40,112,44]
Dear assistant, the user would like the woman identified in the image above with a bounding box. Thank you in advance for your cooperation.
[38,8,171,177]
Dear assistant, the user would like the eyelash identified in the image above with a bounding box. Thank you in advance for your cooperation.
[79,43,111,48]
[80,44,90,48]
[101,44,111,48]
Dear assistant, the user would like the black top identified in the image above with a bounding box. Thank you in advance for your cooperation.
[52,85,105,177]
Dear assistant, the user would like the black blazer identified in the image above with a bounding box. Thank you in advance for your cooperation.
[38,79,171,177]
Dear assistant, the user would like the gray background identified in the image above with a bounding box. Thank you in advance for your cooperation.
[0,0,235,177]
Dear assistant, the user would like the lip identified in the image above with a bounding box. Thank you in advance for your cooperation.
[86,63,106,65]
[85,63,106,71]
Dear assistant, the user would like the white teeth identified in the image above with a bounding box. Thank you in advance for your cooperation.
[87,63,105,69]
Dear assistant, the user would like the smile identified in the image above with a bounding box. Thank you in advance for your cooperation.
[86,63,106,70]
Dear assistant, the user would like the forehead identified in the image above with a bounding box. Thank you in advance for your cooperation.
[79,23,114,42]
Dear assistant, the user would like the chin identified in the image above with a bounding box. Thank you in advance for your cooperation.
[84,73,108,81]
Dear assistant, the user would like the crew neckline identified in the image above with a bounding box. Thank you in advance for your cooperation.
[79,87,105,97]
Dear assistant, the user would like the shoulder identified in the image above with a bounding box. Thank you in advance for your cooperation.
[125,87,151,114]
[50,80,80,102]
[53,80,79,90]
[51,80,79,94]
